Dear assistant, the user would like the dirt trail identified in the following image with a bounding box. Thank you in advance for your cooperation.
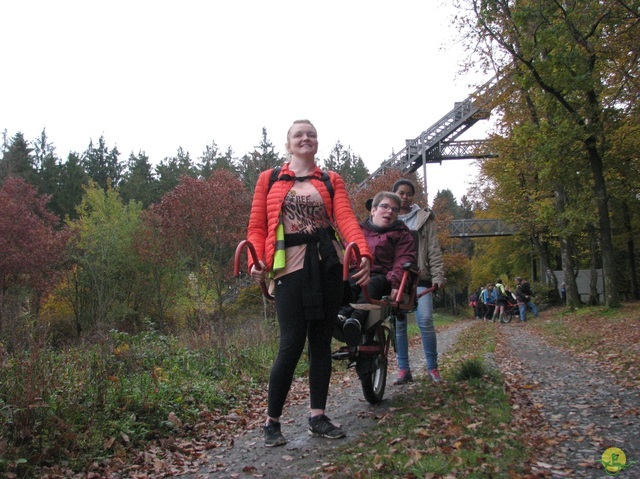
[496,322,640,479]
[178,318,640,479]
[182,320,476,479]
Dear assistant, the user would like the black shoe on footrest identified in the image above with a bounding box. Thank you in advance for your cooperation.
[343,318,361,348]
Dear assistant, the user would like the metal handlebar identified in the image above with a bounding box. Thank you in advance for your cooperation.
[417,284,439,298]
[233,240,274,301]
[343,242,440,311]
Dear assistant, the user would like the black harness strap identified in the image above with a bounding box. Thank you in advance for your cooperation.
[268,166,334,199]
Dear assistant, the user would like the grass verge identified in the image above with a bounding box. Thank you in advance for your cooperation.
[313,320,534,478]
[0,319,278,478]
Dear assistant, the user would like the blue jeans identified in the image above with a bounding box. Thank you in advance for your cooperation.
[518,301,539,321]
[395,287,438,371]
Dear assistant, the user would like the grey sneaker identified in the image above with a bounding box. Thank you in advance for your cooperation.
[428,368,443,383]
[308,415,346,439]
[264,420,287,447]
[393,369,414,385]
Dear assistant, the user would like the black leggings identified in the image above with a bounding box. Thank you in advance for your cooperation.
[268,265,343,418]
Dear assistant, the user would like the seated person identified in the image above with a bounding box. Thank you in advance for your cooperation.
[340,191,417,348]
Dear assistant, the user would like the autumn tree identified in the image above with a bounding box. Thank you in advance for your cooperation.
[432,194,471,313]
[151,169,251,322]
[473,123,570,304]
[350,170,422,220]
[0,177,68,349]
[65,183,145,335]
[133,208,189,330]
[455,0,640,306]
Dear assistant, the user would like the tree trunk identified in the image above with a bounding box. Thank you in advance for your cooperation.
[531,235,559,302]
[554,184,581,307]
[622,201,640,300]
[588,225,601,306]
[586,137,620,307]
[539,239,561,303]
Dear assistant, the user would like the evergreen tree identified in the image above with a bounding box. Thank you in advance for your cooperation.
[0,132,37,185]
[459,195,475,220]
[321,140,369,184]
[197,142,237,178]
[433,189,463,218]
[57,152,89,221]
[1,129,9,154]
[81,136,123,191]
[238,128,282,192]
[120,151,159,208]
[155,147,197,198]
[33,129,60,201]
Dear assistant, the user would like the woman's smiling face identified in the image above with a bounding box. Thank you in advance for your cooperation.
[286,122,318,159]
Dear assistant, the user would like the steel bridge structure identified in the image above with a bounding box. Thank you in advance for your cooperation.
[448,219,516,238]
[358,74,508,189]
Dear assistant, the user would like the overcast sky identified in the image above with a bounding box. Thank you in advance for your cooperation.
[1,0,492,203]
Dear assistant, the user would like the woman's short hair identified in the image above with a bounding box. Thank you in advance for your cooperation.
[392,179,415,194]
[371,191,401,208]
[286,119,316,141]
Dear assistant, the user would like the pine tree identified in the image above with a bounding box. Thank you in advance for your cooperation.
[0,132,37,185]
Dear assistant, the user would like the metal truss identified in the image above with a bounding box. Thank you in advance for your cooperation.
[359,73,508,189]
[448,219,516,237]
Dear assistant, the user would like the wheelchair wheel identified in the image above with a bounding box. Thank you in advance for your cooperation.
[501,307,515,323]
[358,326,388,404]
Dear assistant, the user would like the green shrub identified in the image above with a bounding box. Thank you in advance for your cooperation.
[0,314,278,477]
[453,357,487,381]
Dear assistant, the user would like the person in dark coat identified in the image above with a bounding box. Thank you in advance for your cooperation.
[515,276,539,321]
[340,191,416,348]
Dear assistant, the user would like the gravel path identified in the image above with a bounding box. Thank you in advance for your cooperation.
[181,319,639,479]
[183,320,476,479]
[496,322,640,478]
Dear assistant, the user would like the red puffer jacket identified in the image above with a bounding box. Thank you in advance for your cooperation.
[246,163,372,272]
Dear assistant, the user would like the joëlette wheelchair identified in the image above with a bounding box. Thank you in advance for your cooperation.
[233,240,435,405]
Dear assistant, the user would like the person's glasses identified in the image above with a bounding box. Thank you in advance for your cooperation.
[376,203,400,214]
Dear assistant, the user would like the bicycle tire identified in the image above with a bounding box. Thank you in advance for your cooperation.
[359,326,389,404]
[359,355,388,404]
[501,312,513,323]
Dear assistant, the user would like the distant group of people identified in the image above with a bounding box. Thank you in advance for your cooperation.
[470,277,539,323]
[247,119,445,447]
